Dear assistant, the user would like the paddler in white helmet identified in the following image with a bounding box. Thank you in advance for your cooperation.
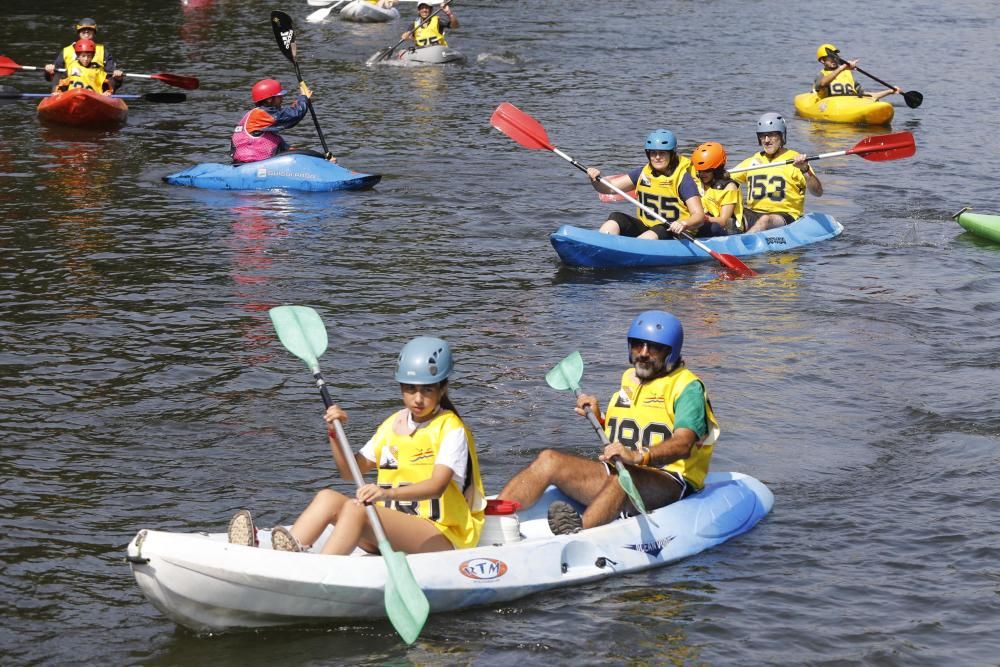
[401,1,458,49]
[44,18,124,91]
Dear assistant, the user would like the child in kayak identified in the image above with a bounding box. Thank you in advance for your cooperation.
[814,43,900,100]
[402,1,457,48]
[730,113,823,233]
[52,40,113,95]
[228,336,486,555]
[44,18,124,91]
[586,129,707,239]
[691,142,744,235]
[230,78,336,164]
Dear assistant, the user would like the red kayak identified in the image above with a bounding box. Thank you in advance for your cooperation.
[36,89,128,129]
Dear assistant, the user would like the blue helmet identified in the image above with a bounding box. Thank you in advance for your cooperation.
[395,336,453,385]
[756,112,787,144]
[627,310,683,368]
[645,129,677,151]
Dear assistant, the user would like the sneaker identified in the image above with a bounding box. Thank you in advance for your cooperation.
[228,509,258,547]
[547,501,583,535]
[270,526,303,553]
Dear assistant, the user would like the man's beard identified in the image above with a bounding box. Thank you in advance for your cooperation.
[633,356,666,380]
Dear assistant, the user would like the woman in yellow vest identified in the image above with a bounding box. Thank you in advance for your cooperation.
[401,1,457,48]
[53,40,112,95]
[586,129,706,240]
[44,18,124,91]
[228,336,486,555]
[814,43,899,100]
[691,141,744,235]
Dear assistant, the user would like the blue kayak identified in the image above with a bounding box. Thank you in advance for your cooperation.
[163,153,381,192]
[550,212,843,269]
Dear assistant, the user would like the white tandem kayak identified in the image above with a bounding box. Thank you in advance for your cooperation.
[126,471,771,633]
[339,0,400,22]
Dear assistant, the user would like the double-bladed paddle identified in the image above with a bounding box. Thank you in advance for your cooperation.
[546,352,648,515]
[270,11,335,161]
[307,0,352,23]
[365,0,452,66]
[0,89,185,103]
[268,305,429,646]
[0,56,199,89]
[823,48,922,109]
[490,102,757,278]
[728,131,916,174]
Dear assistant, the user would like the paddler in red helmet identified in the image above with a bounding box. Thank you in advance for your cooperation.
[52,39,113,95]
[44,18,124,91]
[230,78,336,164]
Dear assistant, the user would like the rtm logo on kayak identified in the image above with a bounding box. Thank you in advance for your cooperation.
[624,535,675,558]
[459,558,508,580]
[765,236,788,246]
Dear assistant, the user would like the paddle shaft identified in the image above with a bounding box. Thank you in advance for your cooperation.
[554,147,731,259]
[310,370,393,546]
[728,149,847,173]
[830,53,921,108]
[272,12,333,160]
[0,91,183,101]
[1,62,197,89]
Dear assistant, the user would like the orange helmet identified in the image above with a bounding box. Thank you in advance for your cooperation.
[73,38,97,53]
[251,79,287,103]
[691,142,727,171]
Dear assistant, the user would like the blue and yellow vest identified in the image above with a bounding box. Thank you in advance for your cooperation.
[635,156,694,226]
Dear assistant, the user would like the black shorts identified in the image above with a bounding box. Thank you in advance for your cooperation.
[608,212,672,240]
[602,462,698,518]
[743,208,796,227]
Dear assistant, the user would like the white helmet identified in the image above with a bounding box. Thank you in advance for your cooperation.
[756,112,786,144]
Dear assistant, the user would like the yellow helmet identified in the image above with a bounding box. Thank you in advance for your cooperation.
[816,43,839,61]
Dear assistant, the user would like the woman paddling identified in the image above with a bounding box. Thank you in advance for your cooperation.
[228,336,486,555]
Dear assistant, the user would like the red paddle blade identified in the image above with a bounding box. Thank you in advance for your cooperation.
[0,55,20,76]
[490,102,555,151]
[848,131,916,162]
[708,249,756,277]
[151,72,200,90]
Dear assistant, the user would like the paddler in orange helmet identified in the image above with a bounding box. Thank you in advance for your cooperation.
[230,78,337,164]
[44,18,124,91]
[52,39,113,95]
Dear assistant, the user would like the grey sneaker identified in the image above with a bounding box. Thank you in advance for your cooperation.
[270,526,303,553]
[547,501,583,535]
[228,509,257,547]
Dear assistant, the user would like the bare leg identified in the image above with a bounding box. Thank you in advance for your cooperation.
[599,219,622,235]
[289,488,351,548]
[320,501,453,555]
[746,214,787,233]
[498,449,609,508]
[577,463,686,528]
[637,229,660,240]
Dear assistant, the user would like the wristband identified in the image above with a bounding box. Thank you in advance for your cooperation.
[641,449,652,466]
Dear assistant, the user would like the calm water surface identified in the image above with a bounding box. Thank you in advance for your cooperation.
[1,0,998,664]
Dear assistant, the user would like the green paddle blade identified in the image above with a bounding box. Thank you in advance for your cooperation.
[268,305,328,369]
[380,541,430,645]
[545,351,584,392]
[615,464,647,514]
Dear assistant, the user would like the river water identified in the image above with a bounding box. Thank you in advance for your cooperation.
[1,0,998,664]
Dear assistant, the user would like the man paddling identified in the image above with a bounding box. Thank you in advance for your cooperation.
[231,78,336,164]
[44,18,124,91]
[497,311,719,535]
[814,43,900,101]
[401,1,458,49]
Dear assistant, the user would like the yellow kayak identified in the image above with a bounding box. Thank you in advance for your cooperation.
[794,92,893,125]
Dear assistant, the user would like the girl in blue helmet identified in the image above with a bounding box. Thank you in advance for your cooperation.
[586,129,707,240]
[228,336,486,555]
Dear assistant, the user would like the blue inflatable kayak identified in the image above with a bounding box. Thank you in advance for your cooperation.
[163,153,381,192]
[550,212,843,269]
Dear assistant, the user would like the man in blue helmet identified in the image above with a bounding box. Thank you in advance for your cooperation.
[498,311,720,535]
[586,129,709,239]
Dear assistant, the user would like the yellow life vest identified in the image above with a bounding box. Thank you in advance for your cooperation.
[731,149,811,219]
[603,365,719,490]
[698,177,745,231]
[372,409,485,549]
[816,67,860,97]
[413,15,448,47]
[59,62,109,93]
[634,156,694,227]
[62,43,107,70]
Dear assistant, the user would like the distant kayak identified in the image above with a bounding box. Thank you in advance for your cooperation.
[340,0,400,22]
[396,44,466,65]
[163,153,381,192]
[36,89,128,129]
[953,208,1000,244]
[126,471,772,633]
[550,212,844,269]
[794,92,893,126]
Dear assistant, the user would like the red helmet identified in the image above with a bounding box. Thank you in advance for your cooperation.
[73,38,97,54]
[251,79,287,103]
[691,142,727,171]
